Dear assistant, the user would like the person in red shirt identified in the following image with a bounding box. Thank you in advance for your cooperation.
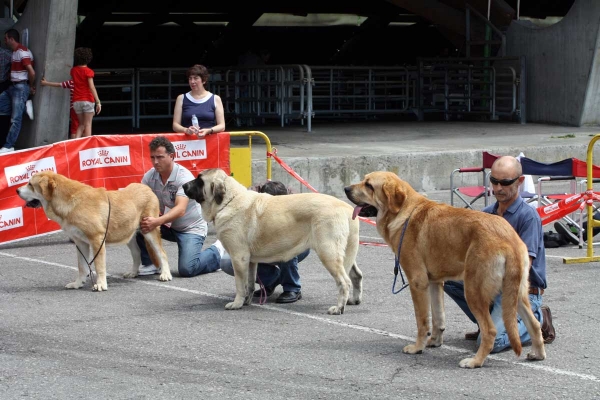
[41,77,78,139]
[70,47,101,138]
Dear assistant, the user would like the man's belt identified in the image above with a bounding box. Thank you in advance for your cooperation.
[529,287,544,295]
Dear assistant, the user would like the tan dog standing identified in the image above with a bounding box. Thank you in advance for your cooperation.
[344,171,545,368]
[17,171,172,291]
[183,168,363,314]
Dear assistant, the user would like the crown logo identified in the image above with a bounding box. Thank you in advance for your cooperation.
[98,150,109,156]
[26,164,35,171]
[175,144,186,150]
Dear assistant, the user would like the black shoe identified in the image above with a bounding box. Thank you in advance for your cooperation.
[253,286,274,297]
[554,222,579,245]
[276,291,302,304]
[464,329,480,341]
[540,305,556,344]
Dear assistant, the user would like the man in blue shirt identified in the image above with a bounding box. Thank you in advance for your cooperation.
[444,156,556,351]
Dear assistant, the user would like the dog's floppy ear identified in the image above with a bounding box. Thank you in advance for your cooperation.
[37,175,56,201]
[382,180,405,214]
[211,178,226,205]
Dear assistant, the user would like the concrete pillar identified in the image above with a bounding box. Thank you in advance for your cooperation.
[506,0,600,126]
[10,0,77,149]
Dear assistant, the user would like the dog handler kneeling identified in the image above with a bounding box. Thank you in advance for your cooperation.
[444,156,556,350]
[136,136,224,277]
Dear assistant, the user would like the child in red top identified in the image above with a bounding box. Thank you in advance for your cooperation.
[70,47,101,138]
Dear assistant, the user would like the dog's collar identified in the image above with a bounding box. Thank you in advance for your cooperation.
[212,195,236,223]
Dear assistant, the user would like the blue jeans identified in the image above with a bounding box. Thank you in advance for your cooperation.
[136,226,221,277]
[0,83,30,148]
[444,280,543,353]
[257,249,310,292]
[220,249,310,292]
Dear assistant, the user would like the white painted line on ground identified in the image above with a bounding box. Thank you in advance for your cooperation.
[2,251,598,382]
[360,235,385,241]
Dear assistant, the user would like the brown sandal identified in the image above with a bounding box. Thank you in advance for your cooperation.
[541,305,556,344]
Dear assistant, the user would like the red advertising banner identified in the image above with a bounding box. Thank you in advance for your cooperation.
[0,133,230,245]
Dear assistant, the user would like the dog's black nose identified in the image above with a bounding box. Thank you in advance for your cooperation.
[344,186,352,194]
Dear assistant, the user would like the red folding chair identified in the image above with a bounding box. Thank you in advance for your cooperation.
[450,151,500,209]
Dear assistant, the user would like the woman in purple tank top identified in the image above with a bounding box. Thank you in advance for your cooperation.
[172,64,225,138]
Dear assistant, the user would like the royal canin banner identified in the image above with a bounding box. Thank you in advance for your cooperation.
[0,133,230,244]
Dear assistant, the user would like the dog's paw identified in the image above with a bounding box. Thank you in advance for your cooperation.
[65,281,84,289]
[158,271,172,282]
[225,301,244,310]
[459,357,483,368]
[526,351,546,361]
[123,271,138,278]
[402,344,424,354]
[426,336,443,348]
[92,282,108,292]
[327,305,344,315]
[346,297,362,306]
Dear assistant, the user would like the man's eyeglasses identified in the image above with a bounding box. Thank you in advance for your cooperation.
[489,176,520,186]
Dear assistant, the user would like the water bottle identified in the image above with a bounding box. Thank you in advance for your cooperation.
[191,114,199,128]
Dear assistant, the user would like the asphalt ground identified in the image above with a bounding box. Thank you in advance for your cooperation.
[1,186,599,399]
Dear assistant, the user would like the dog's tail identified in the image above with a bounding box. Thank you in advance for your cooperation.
[500,246,529,357]
[145,233,162,267]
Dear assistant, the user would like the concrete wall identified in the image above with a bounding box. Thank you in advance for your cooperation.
[13,0,77,149]
[506,0,600,126]
[253,144,600,198]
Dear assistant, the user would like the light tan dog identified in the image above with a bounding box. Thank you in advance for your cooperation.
[344,171,545,368]
[16,171,172,291]
[182,168,363,314]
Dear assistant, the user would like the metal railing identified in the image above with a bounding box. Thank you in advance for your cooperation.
[417,57,524,123]
[94,68,136,128]
[135,68,188,128]
[308,66,415,120]
[213,65,310,130]
[93,59,524,132]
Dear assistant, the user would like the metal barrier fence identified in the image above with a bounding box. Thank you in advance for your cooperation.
[417,57,524,123]
[309,66,414,120]
[93,59,525,132]
[94,68,136,128]
[214,65,310,131]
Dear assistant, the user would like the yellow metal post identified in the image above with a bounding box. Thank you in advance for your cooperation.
[228,131,273,187]
[563,134,600,263]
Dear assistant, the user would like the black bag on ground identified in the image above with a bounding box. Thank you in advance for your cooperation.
[543,231,568,248]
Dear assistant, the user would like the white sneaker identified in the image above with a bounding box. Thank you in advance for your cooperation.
[212,239,226,258]
[0,147,14,154]
[219,251,231,270]
[26,99,33,120]
[138,264,161,276]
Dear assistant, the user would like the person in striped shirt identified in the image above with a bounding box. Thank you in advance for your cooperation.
[41,77,78,139]
[0,29,36,153]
